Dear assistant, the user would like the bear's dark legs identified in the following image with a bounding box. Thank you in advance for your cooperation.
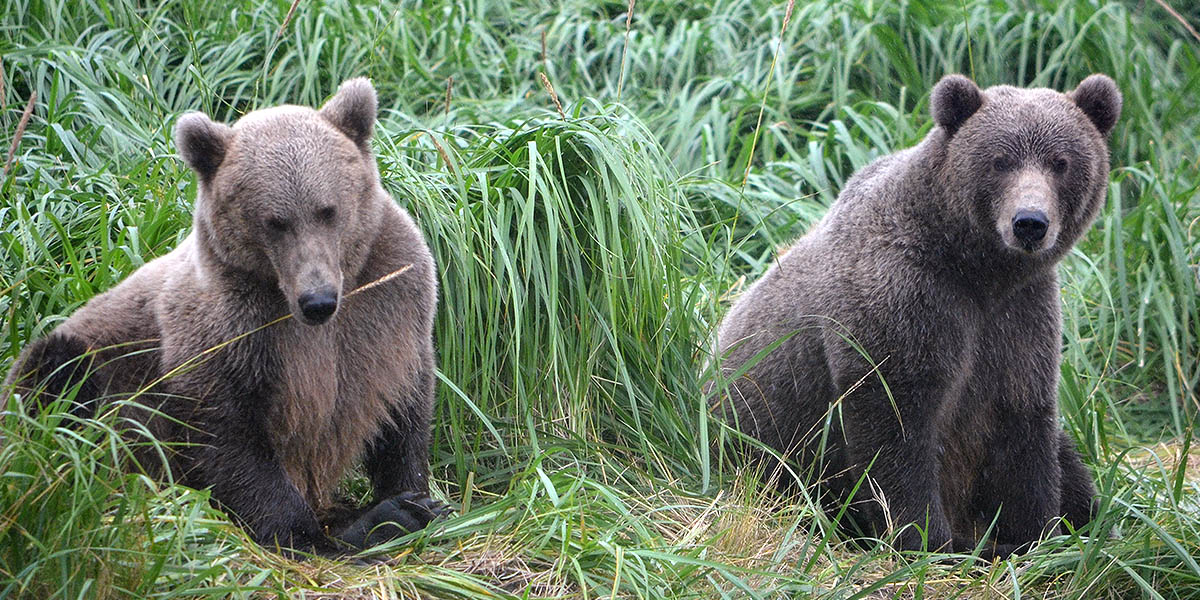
[973,414,1062,548]
[961,280,1073,554]
[835,368,954,551]
[195,450,335,554]
[365,358,434,497]
[344,358,449,548]
[184,406,338,555]
[958,429,1094,559]
[822,296,979,553]
[845,429,953,552]
[1057,430,1098,531]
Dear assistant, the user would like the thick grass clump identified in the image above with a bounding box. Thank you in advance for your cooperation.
[1,0,1198,598]
[378,105,719,488]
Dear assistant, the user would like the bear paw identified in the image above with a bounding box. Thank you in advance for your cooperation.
[335,491,453,550]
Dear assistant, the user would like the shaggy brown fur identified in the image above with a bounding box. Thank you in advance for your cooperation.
[4,78,448,554]
[713,74,1121,558]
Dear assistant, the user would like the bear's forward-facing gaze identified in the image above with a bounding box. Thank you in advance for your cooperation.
[4,78,448,555]
[713,74,1121,557]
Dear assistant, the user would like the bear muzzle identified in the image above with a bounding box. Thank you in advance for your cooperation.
[1000,170,1060,253]
[297,287,339,325]
[1012,210,1049,246]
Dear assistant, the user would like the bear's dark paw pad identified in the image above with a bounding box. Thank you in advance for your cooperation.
[389,491,454,528]
[335,492,452,550]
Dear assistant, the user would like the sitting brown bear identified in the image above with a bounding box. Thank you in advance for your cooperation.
[713,74,1121,557]
[5,78,449,555]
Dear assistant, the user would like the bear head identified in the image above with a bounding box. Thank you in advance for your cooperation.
[174,78,382,325]
[931,74,1121,263]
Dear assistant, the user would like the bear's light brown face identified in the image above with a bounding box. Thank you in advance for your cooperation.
[174,78,382,325]
[930,74,1121,263]
[213,109,370,324]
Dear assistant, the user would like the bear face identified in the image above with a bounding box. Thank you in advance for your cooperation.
[174,81,382,325]
[932,75,1121,264]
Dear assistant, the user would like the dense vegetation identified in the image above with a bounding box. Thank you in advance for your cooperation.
[1,0,1197,597]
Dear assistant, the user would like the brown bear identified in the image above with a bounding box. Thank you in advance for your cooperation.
[3,78,448,555]
[712,74,1121,558]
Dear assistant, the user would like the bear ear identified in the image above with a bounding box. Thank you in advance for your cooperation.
[320,77,377,150]
[174,112,232,180]
[1069,74,1122,136]
[930,74,983,136]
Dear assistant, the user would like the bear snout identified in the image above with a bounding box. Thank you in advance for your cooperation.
[1000,170,1060,253]
[297,287,339,325]
[1012,210,1050,246]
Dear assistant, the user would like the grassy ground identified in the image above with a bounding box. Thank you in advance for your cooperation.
[0,0,1197,598]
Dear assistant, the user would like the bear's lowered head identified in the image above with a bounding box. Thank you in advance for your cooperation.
[930,73,1121,266]
[174,78,385,325]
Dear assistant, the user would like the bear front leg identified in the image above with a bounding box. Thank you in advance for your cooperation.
[955,435,1094,562]
[182,417,339,556]
[1057,430,1099,530]
[970,281,1081,551]
[364,367,434,497]
[974,411,1062,549]
[341,360,449,548]
[843,410,954,552]
[824,300,971,554]
[830,357,956,551]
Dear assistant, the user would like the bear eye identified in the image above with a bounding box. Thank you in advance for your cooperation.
[265,217,291,233]
[1050,155,1069,174]
[315,206,337,223]
[992,155,1017,172]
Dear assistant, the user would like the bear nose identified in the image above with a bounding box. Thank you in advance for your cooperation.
[1012,210,1049,245]
[297,288,338,324]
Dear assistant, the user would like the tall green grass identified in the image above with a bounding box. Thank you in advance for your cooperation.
[379,105,720,491]
[1,0,1197,598]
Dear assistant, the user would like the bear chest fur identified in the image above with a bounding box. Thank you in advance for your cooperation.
[265,316,410,510]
